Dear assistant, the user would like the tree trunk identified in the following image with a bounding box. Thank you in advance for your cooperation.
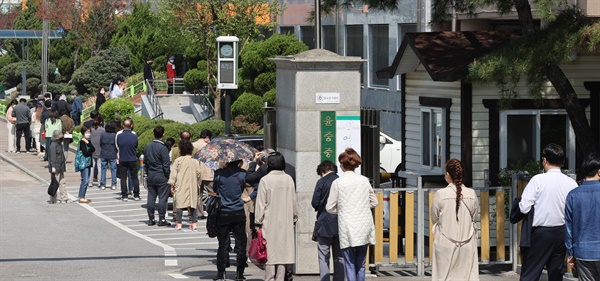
[512,0,536,36]
[546,64,599,155]
[73,45,81,71]
[214,89,222,120]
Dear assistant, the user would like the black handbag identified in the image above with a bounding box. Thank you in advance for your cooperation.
[47,174,59,196]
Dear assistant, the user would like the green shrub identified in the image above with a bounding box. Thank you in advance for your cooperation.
[231,92,263,124]
[98,98,134,121]
[189,120,225,138]
[263,88,276,107]
[71,46,131,96]
[136,122,189,156]
[1,60,57,89]
[133,118,174,136]
[183,69,204,91]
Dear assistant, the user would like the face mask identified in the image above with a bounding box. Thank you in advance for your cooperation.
[100,90,105,94]
[169,59,174,63]
[84,133,91,139]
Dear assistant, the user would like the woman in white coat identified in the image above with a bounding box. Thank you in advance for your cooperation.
[255,152,298,281]
[326,148,378,281]
[430,158,479,281]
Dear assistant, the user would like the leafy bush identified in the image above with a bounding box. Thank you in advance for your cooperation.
[231,92,263,124]
[253,72,276,96]
[231,115,261,135]
[133,118,174,136]
[190,120,225,138]
[263,88,276,107]
[183,69,204,91]
[46,82,74,97]
[98,98,134,121]
[71,46,131,96]
[1,60,57,88]
[136,122,189,156]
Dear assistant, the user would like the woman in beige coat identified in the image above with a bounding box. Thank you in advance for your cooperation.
[255,152,298,281]
[168,139,201,230]
[431,158,479,281]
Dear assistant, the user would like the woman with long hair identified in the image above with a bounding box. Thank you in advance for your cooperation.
[31,103,44,154]
[430,158,479,281]
[255,152,298,281]
[44,110,62,162]
[326,148,377,281]
[77,126,95,204]
[6,99,18,153]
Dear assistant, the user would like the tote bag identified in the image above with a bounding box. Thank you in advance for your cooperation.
[248,228,268,266]
[74,143,91,172]
[47,174,59,196]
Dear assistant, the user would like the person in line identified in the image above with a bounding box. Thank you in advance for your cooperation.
[565,153,600,281]
[83,111,100,129]
[59,109,74,162]
[255,152,298,281]
[430,159,479,281]
[99,122,118,190]
[31,99,44,155]
[165,137,175,160]
[47,129,70,204]
[213,160,248,281]
[52,94,71,117]
[88,116,104,187]
[143,125,172,227]
[169,139,201,230]
[170,130,197,220]
[5,99,17,153]
[326,148,377,281]
[43,110,62,162]
[12,98,32,153]
[311,160,344,281]
[95,88,106,111]
[166,55,176,94]
[39,100,52,159]
[192,129,214,220]
[70,90,82,125]
[519,143,577,281]
[116,118,140,201]
[110,78,124,99]
[143,57,155,85]
[77,126,95,204]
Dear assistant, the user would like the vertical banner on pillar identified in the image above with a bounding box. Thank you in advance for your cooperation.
[336,115,361,174]
[320,111,336,162]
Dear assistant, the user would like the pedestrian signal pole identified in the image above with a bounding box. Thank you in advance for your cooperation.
[217,36,239,137]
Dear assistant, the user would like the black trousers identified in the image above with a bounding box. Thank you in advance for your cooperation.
[146,180,169,220]
[15,123,31,152]
[520,225,566,281]
[216,212,247,274]
[118,161,139,198]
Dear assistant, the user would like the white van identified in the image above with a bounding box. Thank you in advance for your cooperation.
[379,131,402,173]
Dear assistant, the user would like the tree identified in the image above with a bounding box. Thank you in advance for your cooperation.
[356,0,600,156]
[71,46,131,95]
[161,0,282,120]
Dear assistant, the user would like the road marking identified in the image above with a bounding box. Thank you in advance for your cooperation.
[111,213,149,218]
[169,242,218,246]
[155,236,213,241]
[165,259,178,267]
[101,208,146,213]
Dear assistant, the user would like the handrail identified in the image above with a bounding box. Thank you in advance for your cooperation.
[128,80,146,98]
[193,88,215,121]
[145,80,163,120]
[0,104,6,116]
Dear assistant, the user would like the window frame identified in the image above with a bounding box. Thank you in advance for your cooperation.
[420,107,446,173]
[369,24,389,88]
[500,109,576,170]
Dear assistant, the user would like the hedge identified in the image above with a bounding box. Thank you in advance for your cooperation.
[98,98,135,121]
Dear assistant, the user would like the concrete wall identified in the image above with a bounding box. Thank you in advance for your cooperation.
[272,49,365,274]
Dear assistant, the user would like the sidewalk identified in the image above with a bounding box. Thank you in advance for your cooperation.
[0,117,522,280]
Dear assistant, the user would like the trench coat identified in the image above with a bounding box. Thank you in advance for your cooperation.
[168,155,201,209]
[255,170,298,265]
[430,184,479,281]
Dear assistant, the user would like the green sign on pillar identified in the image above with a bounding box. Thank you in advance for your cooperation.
[321,111,336,162]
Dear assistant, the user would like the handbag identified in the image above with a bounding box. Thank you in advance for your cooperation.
[248,228,268,266]
[312,221,318,242]
[74,143,91,172]
[47,174,59,196]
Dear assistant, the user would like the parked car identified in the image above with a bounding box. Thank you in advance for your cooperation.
[379,131,402,173]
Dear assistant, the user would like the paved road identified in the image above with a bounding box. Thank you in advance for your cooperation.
[0,118,524,280]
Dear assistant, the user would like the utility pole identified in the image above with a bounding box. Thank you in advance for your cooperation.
[315,0,321,49]
[41,0,49,94]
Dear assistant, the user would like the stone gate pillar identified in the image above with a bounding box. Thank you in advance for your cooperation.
[270,49,365,274]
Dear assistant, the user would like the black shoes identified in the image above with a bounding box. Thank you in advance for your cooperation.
[157,219,171,227]
[213,272,225,281]
[199,215,207,220]
[148,219,156,226]
[235,269,246,280]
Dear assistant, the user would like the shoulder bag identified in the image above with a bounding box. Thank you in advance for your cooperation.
[74,142,91,172]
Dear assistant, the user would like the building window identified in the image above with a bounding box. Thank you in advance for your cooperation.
[300,26,315,49]
[323,25,336,53]
[421,107,445,171]
[346,25,364,84]
[370,24,389,87]
[500,110,575,170]
[279,26,295,35]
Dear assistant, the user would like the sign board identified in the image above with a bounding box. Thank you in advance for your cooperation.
[217,36,239,89]
[336,115,361,174]
[320,111,336,162]
[316,92,340,104]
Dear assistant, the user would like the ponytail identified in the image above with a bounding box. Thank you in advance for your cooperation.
[445,158,464,221]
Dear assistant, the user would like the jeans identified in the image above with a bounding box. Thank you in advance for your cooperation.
[147,181,170,220]
[576,260,600,281]
[216,212,247,274]
[118,161,139,198]
[88,156,99,186]
[342,245,368,281]
[78,166,91,199]
[317,236,345,281]
[100,158,117,187]
[15,123,32,152]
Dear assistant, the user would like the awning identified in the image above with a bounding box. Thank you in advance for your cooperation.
[0,29,64,39]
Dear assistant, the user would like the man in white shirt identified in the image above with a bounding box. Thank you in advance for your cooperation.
[519,143,577,281]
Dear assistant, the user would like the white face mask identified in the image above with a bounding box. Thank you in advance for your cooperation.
[169,59,174,63]
[84,133,91,139]
[100,90,105,94]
